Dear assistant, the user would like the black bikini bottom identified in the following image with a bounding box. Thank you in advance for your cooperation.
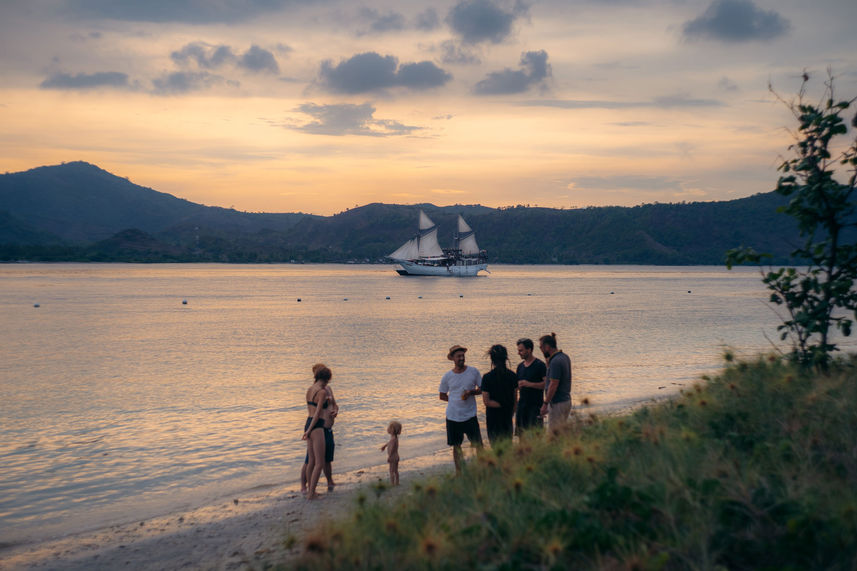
[305,417,325,432]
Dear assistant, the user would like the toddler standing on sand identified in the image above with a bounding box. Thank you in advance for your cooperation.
[381,421,401,485]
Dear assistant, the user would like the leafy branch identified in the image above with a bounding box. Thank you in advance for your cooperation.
[727,70,857,367]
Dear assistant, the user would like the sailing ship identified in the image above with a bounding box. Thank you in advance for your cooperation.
[388,210,488,276]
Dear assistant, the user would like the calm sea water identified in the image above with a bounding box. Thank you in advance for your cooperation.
[0,263,814,544]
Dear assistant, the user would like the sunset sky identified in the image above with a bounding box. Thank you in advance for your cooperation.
[1,0,855,215]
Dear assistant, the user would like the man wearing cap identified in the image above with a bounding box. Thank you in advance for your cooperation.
[439,344,483,473]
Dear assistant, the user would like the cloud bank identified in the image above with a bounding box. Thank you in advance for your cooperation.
[318,52,451,94]
[522,95,724,109]
[446,0,527,44]
[152,71,239,94]
[357,8,406,34]
[171,42,280,74]
[415,8,440,31]
[474,50,550,95]
[292,102,421,136]
[439,41,481,65]
[63,0,299,23]
[683,0,790,42]
[40,71,130,90]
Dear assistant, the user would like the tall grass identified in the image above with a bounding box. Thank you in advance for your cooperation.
[286,356,857,570]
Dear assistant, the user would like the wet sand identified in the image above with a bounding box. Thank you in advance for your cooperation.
[1,450,453,570]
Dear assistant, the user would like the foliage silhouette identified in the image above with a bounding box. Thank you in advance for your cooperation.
[728,72,857,367]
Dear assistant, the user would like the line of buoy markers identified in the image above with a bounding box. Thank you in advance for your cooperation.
[32,289,695,309]
[606,290,692,295]
[292,295,450,301]
[282,291,698,302]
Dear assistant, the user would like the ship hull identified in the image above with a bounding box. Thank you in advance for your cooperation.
[396,260,487,277]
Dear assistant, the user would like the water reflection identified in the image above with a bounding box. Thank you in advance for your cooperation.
[0,263,825,542]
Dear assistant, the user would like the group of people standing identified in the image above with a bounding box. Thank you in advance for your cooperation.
[299,332,572,498]
[439,333,572,472]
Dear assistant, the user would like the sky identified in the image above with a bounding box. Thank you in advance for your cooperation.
[1,0,855,215]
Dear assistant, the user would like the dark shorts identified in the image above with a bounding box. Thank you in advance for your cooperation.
[516,402,543,434]
[304,427,335,464]
[446,416,482,447]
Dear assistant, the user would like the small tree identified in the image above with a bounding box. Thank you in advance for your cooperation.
[727,72,857,367]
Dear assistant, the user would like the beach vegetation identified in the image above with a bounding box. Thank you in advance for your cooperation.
[284,357,857,569]
[728,72,857,367]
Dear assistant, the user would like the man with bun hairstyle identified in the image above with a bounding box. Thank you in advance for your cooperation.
[439,344,483,473]
[538,332,572,431]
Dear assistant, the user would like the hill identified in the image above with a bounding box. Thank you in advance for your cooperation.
[0,162,311,243]
[275,194,796,265]
[0,162,798,264]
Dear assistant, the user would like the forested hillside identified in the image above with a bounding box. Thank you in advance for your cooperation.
[0,162,796,264]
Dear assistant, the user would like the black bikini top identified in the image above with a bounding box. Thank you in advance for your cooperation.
[307,390,329,409]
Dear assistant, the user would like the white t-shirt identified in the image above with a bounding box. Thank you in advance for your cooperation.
[439,366,482,422]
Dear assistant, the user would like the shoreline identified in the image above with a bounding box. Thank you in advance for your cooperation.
[0,450,453,570]
[0,397,676,570]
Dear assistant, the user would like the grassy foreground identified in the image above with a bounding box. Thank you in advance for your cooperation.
[286,357,857,570]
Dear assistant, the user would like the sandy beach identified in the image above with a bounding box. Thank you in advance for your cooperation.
[1,451,453,571]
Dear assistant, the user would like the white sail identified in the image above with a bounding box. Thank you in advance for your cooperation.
[416,211,444,258]
[388,237,419,261]
[419,210,435,230]
[457,215,480,255]
[418,227,444,258]
[388,210,444,260]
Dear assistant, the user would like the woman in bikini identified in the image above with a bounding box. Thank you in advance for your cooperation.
[303,365,332,499]
[300,364,339,493]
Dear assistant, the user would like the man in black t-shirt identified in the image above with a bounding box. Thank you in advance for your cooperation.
[515,338,547,434]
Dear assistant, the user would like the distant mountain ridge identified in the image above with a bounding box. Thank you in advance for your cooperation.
[0,161,310,243]
[0,161,797,264]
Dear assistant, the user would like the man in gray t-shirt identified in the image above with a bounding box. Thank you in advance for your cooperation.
[439,344,483,473]
[538,333,572,431]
